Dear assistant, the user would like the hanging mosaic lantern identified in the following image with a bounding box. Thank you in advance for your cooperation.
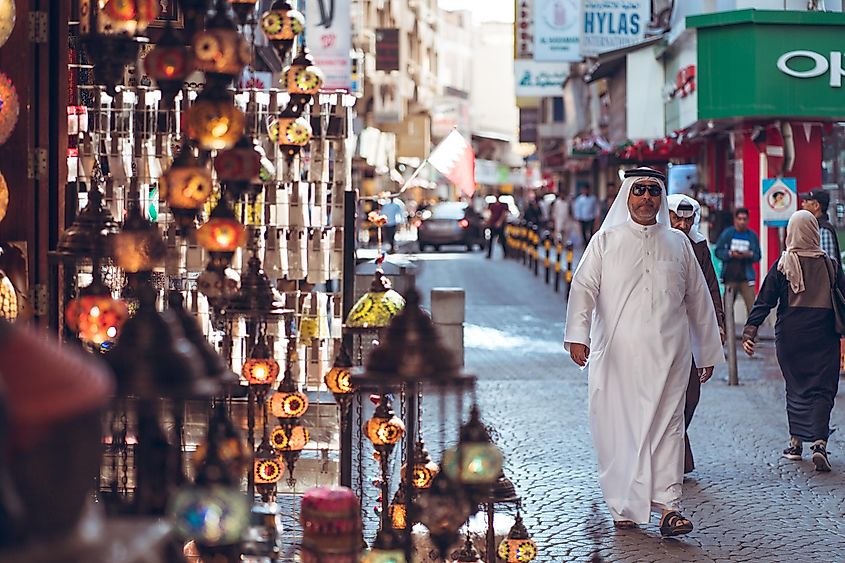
[196,197,246,268]
[64,281,129,346]
[0,171,7,224]
[0,269,18,321]
[365,396,405,453]
[497,512,537,563]
[196,264,239,312]
[300,487,362,563]
[403,438,439,490]
[113,194,166,273]
[214,135,263,199]
[325,344,354,406]
[143,22,192,108]
[0,72,19,145]
[268,114,313,161]
[346,270,405,328]
[192,0,250,82]
[159,143,213,227]
[452,534,483,563]
[269,385,309,420]
[228,0,258,26]
[388,483,407,530]
[260,0,304,60]
[0,0,15,49]
[442,404,503,486]
[416,472,474,560]
[284,48,324,110]
[169,485,250,546]
[271,423,309,485]
[242,336,280,387]
[185,86,246,151]
[100,0,160,34]
[253,435,283,502]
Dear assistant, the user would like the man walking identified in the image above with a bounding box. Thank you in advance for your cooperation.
[486,193,509,259]
[715,208,761,315]
[668,194,725,474]
[801,188,841,267]
[564,168,723,535]
[551,192,572,243]
[573,184,599,245]
[379,195,406,252]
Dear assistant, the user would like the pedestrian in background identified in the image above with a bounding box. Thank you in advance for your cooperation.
[486,193,509,259]
[573,184,599,245]
[715,207,761,315]
[523,197,543,228]
[668,194,726,474]
[565,167,723,535]
[552,192,572,243]
[743,210,844,472]
[801,188,842,268]
[379,195,406,252]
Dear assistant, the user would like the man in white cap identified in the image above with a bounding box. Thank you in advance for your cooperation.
[564,168,724,536]
[668,194,725,474]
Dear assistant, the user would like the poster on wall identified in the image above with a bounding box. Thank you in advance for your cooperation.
[305,0,353,91]
[579,0,650,58]
[761,177,797,227]
[514,60,568,97]
[533,0,581,62]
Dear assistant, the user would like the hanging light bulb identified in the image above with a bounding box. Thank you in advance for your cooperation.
[185,86,246,151]
[497,512,538,563]
[143,21,192,109]
[159,142,213,227]
[196,196,247,268]
[260,0,304,60]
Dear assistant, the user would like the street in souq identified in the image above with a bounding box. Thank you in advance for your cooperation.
[3,1,845,562]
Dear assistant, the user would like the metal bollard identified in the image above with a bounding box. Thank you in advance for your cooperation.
[543,236,552,284]
[554,241,563,292]
[565,241,574,298]
[533,230,540,277]
[725,285,739,386]
[431,288,465,367]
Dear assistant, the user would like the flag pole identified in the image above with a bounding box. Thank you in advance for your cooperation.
[398,158,430,194]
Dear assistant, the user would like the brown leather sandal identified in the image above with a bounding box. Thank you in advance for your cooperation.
[613,520,637,529]
[659,511,693,537]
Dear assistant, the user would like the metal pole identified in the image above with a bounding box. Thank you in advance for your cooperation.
[403,382,418,562]
[340,189,357,487]
[486,502,496,563]
[725,285,739,386]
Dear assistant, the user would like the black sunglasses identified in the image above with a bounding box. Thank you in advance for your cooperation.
[631,184,662,197]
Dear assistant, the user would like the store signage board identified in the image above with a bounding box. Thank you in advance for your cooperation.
[375,28,401,72]
[534,0,581,62]
[305,0,353,91]
[579,0,649,58]
[761,177,797,227]
[515,0,535,59]
[514,60,568,97]
[691,10,845,119]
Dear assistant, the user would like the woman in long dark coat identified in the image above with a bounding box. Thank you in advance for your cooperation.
[742,210,844,471]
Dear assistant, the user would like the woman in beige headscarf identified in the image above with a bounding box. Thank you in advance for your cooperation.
[743,210,844,471]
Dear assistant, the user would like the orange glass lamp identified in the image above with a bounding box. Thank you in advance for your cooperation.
[269,385,309,420]
[497,512,537,563]
[325,345,353,407]
[365,396,405,453]
[143,22,192,108]
[271,423,310,485]
[185,87,245,151]
[113,195,166,273]
[242,337,280,388]
[196,197,246,269]
[253,435,283,502]
[260,0,304,60]
[101,0,161,35]
[403,438,439,490]
[65,283,129,346]
[268,114,312,161]
[192,0,250,81]
[159,143,213,227]
[388,484,407,530]
[284,48,324,109]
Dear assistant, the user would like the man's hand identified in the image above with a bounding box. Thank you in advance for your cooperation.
[742,338,755,356]
[719,327,726,345]
[698,366,714,383]
[568,343,590,367]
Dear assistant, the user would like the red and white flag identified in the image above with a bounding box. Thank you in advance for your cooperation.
[428,130,476,197]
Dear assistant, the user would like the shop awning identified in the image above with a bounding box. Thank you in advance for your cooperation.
[584,35,665,83]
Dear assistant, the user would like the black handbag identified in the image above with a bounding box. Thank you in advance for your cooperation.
[823,258,845,335]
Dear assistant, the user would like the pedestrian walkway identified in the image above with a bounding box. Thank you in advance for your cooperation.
[410,249,845,562]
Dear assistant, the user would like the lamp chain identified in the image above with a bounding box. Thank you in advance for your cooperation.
[399,384,406,469]
[355,392,364,508]
[120,406,129,496]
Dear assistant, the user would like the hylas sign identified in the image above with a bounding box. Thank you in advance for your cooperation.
[777,50,845,87]
[579,0,650,57]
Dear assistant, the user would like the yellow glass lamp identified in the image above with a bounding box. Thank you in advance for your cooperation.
[285,48,324,96]
[269,386,309,419]
[268,115,312,161]
[345,270,405,328]
[0,269,18,321]
[365,396,405,449]
[192,1,250,80]
[253,435,283,502]
[403,438,438,490]
[0,0,15,49]
[271,424,309,452]
[260,0,304,59]
[185,87,245,151]
[497,512,537,563]
[388,484,407,530]
[159,143,213,225]
[101,0,160,34]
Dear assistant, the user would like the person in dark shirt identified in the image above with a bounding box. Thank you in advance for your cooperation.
[801,188,841,268]
[486,194,509,259]
[715,207,761,314]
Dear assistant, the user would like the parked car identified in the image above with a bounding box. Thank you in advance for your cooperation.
[417,202,484,252]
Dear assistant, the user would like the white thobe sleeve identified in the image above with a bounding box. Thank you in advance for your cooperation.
[564,236,602,350]
[683,240,726,368]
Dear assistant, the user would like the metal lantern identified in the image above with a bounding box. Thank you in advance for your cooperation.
[242,337,280,386]
[185,86,245,151]
[53,187,120,261]
[497,512,537,563]
[169,485,251,546]
[214,135,263,199]
[192,402,248,482]
[345,270,405,328]
[143,22,192,108]
[260,0,304,60]
[325,345,354,404]
[363,529,406,563]
[167,293,237,387]
[159,143,214,226]
[271,423,309,485]
[452,534,483,563]
[226,254,285,316]
[365,396,405,450]
[113,193,166,273]
[415,472,474,559]
[442,404,503,486]
[192,0,250,82]
[404,438,438,490]
[196,264,239,311]
[196,197,247,264]
[388,484,407,530]
[228,0,258,25]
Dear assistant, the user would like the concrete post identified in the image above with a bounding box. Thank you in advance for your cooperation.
[431,288,465,367]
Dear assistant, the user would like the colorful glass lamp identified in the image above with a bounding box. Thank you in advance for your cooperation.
[497,512,537,563]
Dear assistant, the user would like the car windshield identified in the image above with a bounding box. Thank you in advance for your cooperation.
[430,202,467,220]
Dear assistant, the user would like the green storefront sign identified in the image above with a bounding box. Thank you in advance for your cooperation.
[689,10,845,120]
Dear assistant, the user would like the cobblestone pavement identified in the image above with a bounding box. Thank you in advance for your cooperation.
[406,246,845,563]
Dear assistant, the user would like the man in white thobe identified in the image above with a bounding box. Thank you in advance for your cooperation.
[564,167,724,536]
